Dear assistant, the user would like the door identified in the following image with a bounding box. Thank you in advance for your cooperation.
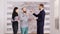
[50,0,60,34]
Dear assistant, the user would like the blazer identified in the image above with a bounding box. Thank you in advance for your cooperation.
[33,9,45,26]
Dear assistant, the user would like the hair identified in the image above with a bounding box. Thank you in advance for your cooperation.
[21,7,25,10]
[39,4,44,7]
[12,7,18,20]
[22,7,24,10]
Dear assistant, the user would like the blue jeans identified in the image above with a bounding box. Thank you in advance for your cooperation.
[21,27,28,34]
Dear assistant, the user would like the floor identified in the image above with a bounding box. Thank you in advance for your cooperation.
[5,33,49,34]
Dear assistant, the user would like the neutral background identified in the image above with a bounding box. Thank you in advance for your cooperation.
[0,0,60,34]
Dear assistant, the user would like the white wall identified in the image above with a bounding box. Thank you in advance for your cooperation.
[0,0,5,34]
[6,0,50,34]
[50,0,60,34]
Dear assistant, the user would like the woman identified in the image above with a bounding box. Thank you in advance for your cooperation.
[12,7,18,34]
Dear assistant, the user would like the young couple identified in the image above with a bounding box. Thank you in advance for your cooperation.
[12,4,45,34]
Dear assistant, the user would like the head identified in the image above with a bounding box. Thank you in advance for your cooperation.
[12,7,18,20]
[22,7,27,13]
[39,4,44,10]
[13,7,18,14]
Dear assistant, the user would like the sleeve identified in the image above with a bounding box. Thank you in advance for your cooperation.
[11,14,15,22]
[12,14,15,20]
[41,12,45,21]
[19,13,24,22]
[33,13,39,17]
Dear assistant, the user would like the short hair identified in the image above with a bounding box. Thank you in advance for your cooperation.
[21,7,26,10]
[39,4,44,7]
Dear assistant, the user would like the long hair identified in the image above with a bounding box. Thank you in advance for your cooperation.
[12,7,18,20]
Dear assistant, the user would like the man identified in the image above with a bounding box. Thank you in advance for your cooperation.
[31,4,45,34]
[19,7,29,34]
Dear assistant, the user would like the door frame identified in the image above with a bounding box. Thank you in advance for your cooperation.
[50,0,60,34]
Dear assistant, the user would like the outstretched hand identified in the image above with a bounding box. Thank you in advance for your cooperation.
[30,9,34,13]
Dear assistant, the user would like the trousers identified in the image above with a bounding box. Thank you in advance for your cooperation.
[12,21,18,34]
[21,27,28,34]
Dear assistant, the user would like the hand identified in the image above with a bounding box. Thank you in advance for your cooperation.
[30,9,34,13]
[33,17,38,19]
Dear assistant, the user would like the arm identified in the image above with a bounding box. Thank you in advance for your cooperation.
[30,9,39,17]
[41,12,45,21]
[33,13,39,17]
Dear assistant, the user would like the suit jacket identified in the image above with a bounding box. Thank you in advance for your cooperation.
[33,9,45,26]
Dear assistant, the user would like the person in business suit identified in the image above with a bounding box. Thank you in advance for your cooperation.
[31,4,45,34]
[12,7,18,34]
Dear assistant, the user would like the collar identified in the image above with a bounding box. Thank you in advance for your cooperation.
[40,8,44,11]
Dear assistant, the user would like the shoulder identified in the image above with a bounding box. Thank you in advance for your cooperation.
[42,10,45,13]
[40,10,45,15]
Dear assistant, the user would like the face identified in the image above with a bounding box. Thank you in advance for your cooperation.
[39,5,42,10]
[16,9,18,13]
[22,8,27,13]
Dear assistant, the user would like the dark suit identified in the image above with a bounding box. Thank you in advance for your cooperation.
[33,9,45,34]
